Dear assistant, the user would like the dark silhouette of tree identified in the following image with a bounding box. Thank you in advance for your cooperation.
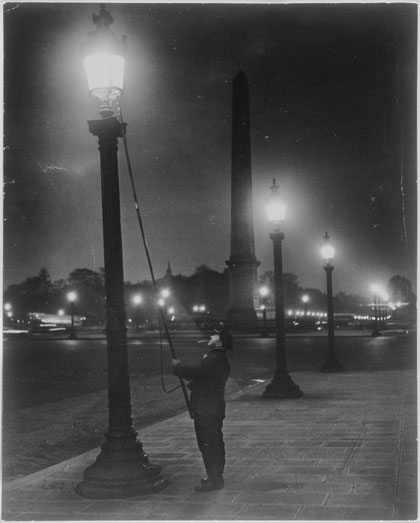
[67,268,105,323]
[387,275,416,305]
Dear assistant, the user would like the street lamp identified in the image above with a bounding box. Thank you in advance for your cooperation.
[67,291,77,340]
[370,283,383,337]
[320,232,344,372]
[263,179,302,399]
[259,286,269,337]
[77,5,166,499]
[132,294,142,332]
[301,294,309,329]
[160,288,170,299]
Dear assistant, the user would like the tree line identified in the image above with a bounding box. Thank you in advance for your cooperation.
[3,266,415,326]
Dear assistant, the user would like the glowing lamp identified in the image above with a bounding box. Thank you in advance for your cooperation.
[67,291,77,303]
[133,294,142,306]
[81,4,126,117]
[302,295,309,304]
[321,232,335,264]
[259,286,269,297]
[266,179,285,227]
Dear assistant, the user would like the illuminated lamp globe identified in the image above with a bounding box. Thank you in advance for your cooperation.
[67,291,77,303]
[259,286,269,297]
[80,4,126,117]
[266,178,285,228]
[321,232,335,264]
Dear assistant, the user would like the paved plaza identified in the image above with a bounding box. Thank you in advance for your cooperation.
[3,367,417,521]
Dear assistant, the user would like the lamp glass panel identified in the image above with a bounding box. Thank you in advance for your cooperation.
[266,198,285,224]
[83,52,125,94]
[321,242,335,260]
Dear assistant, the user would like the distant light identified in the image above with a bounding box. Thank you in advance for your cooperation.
[302,294,309,304]
[161,288,170,299]
[158,298,165,307]
[260,304,266,311]
[4,303,12,311]
[199,305,206,312]
[133,294,142,306]
[168,307,175,315]
[259,286,269,297]
[67,291,77,303]
[58,309,65,316]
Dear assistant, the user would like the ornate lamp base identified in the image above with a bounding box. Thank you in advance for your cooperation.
[77,439,168,499]
[263,373,303,399]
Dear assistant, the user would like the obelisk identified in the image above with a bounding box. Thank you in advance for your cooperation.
[225,71,259,329]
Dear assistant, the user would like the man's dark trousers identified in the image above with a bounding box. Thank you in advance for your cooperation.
[193,414,225,481]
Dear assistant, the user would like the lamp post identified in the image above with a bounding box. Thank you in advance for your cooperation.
[259,286,269,337]
[320,232,344,372]
[263,179,302,399]
[67,291,77,340]
[370,283,382,337]
[77,4,166,499]
[301,294,309,330]
[132,294,142,332]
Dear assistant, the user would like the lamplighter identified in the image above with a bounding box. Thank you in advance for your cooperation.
[263,179,302,399]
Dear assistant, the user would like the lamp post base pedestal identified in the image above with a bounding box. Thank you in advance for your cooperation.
[320,357,344,373]
[263,373,303,399]
[77,438,168,499]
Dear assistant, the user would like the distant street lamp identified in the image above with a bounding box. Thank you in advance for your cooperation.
[370,283,383,337]
[320,232,344,372]
[263,179,302,399]
[259,285,269,337]
[160,288,170,299]
[301,294,309,329]
[77,5,165,499]
[132,294,142,332]
[67,291,77,340]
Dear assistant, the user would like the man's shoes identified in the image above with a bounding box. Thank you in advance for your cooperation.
[194,478,224,492]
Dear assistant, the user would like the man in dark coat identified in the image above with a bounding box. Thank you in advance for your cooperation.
[172,329,233,492]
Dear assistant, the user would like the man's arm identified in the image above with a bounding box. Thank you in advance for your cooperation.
[172,354,217,380]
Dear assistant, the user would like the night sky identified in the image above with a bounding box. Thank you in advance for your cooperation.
[3,2,417,297]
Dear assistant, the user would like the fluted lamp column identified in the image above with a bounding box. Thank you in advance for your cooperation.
[320,232,344,372]
[77,4,167,499]
[263,179,303,399]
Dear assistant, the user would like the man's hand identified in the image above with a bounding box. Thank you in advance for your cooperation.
[172,358,181,368]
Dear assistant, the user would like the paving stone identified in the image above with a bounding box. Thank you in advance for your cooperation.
[326,493,395,507]
[238,502,302,519]
[298,505,395,519]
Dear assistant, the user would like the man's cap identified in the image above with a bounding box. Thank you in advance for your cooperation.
[214,328,233,351]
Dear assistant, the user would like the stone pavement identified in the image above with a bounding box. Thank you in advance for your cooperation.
[3,369,417,521]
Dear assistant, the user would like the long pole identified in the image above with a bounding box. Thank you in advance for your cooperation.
[263,231,302,399]
[77,116,166,499]
[320,265,343,372]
